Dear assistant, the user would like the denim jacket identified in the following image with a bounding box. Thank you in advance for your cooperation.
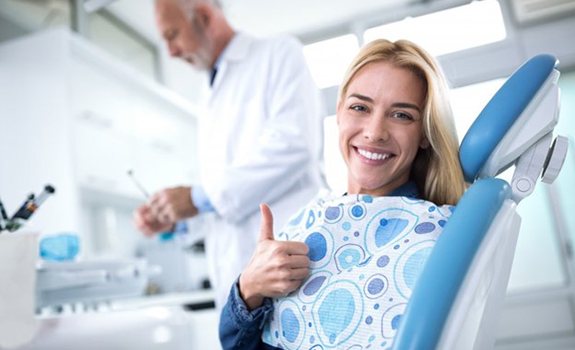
[219,280,279,350]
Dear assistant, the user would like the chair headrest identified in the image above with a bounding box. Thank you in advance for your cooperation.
[459,54,558,182]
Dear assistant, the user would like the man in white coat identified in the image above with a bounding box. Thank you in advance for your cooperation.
[134,0,325,308]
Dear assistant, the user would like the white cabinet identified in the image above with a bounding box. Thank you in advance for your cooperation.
[0,28,199,246]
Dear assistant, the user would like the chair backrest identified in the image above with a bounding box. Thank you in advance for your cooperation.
[391,54,569,350]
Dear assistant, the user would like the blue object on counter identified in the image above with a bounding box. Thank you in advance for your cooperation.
[39,233,80,261]
[158,232,174,241]
[158,221,188,242]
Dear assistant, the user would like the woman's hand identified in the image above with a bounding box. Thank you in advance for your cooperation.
[239,204,310,310]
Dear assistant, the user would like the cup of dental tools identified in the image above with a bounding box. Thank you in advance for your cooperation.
[0,232,39,348]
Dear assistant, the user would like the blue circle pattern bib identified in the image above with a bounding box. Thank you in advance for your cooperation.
[262,194,454,349]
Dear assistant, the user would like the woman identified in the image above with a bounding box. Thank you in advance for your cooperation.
[219,39,466,350]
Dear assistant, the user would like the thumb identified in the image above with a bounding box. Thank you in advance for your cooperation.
[258,203,274,242]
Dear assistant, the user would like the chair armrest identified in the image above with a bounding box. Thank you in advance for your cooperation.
[391,178,511,350]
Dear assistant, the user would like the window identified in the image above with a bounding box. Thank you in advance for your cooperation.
[323,115,347,193]
[450,78,506,142]
[364,0,506,57]
[0,1,159,81]
[303,34,359,89]
[450,75,575,293]
[0,0,71,42]
[87,10,159,80]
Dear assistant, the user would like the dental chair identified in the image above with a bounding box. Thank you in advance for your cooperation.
[391,54,569,350]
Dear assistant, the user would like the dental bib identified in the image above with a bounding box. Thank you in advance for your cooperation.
[263,194,454,349]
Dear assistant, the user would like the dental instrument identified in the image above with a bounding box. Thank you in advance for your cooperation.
[0,185,56,233]
[126,170,174,240]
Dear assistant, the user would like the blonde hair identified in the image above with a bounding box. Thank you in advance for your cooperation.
[338,39,465,205]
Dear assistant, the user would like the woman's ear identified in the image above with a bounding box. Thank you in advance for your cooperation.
[419,137,430,149]
[336,110,347,126]
[335,101,343,125]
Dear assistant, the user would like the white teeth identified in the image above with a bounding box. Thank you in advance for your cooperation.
[357,148,390,161]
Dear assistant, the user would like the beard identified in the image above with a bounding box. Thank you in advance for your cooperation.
[182,18,215,71]
[182,50,212,70]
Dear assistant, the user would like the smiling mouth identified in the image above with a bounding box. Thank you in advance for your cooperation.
[356,147,394,162]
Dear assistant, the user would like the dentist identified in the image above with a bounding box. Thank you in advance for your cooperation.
[133,0,326,309]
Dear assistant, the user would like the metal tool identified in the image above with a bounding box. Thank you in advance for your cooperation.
[126,170,175,241]
[0,197,9,231]
[0,184,56,233]
[127,169,150,199]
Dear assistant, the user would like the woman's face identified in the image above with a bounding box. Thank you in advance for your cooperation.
[338,61,428,196]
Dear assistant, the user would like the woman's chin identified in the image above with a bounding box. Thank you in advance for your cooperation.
[348,180,386,195]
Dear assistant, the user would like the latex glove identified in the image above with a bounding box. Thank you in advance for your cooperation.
[239,203,310,310]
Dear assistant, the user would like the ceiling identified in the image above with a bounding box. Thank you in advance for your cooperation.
[222,0,411,37]
[0,0,466,46]
[107,0,420,44]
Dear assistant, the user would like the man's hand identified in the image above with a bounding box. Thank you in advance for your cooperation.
[133,205,173,237]
[133,186,199,236]
[149,186,198,223]
[239,204,310,310]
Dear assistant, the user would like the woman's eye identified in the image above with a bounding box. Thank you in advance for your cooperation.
[392,111,414,121]
[350,104,368,112]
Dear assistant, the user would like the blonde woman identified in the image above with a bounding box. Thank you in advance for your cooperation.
[219,39,466,350]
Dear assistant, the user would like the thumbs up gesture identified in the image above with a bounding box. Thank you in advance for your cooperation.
[239,204,310,310]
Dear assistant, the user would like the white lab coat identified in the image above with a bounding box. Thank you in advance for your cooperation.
[197,33,326,308]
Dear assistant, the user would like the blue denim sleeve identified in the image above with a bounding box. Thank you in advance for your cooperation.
[191,185,215,213]
[219,278,274,350]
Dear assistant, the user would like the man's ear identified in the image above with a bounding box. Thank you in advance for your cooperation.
[194,3,211,28]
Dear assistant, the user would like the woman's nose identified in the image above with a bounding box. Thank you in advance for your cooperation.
[363,117,390,142]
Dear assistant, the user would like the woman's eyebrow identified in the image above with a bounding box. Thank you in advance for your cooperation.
[347,93,373,103]
[392,102,421,113]
[348,94,422,113]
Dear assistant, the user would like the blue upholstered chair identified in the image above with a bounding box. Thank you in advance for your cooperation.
[392,54,569,350]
